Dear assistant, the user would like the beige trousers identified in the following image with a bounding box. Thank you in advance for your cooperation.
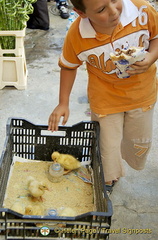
[91,106,154,182]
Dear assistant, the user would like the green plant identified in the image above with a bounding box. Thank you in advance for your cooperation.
[0,0,37,50]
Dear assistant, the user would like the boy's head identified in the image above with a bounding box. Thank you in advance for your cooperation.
[70,0,86,13]
[71,0,123,35]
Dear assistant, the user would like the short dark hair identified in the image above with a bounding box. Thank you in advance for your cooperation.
[70,0,86,12]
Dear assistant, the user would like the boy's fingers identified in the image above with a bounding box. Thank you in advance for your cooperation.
[62,115,68,126]
[54,115,61,131]
[61,110,69,126]
[48,108,69,131]
[48,114,59,131]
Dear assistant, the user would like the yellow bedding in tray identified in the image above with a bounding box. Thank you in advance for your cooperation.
[3,156,94,216]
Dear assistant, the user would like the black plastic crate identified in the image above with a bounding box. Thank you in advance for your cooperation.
[0,118,113,240]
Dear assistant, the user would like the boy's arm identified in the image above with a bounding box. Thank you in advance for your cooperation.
[127,38,158,76]
[48,68,77,131]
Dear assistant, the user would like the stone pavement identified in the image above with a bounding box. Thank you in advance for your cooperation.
[0,2,158,240]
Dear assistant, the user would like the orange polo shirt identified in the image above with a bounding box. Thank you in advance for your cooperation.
[59,0,158,115]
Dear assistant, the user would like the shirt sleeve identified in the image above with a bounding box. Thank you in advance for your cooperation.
[58,21,83,69]
[147,3,158,40]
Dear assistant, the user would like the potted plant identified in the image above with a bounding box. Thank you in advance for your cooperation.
[0,0,37,89]
[0,0,37,49]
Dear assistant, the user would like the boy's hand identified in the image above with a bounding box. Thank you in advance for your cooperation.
[48,104,69,131]
[127,52,156,76]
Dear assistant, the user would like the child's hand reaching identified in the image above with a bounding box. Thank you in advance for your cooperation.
[48,68,77,131]
[48,104,69,131]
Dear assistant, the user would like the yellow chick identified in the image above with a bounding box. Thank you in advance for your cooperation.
[27,176,49,202]
[59,207,77,217]
[51,151,81,174]
[11,201,25,215]
[25,204,44,216]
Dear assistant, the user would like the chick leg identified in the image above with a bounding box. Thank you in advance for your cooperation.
[39,196,46,202]
[30,196,39,202]
[30,196,45,202]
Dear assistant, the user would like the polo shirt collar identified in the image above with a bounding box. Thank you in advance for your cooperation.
[79,0,139,38]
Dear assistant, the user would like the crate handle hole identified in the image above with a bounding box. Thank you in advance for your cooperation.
[41,130,66,137]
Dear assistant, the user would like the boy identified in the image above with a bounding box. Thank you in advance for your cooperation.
[48,0,158,190]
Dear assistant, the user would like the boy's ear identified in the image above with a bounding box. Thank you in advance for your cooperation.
[73,8,87,18]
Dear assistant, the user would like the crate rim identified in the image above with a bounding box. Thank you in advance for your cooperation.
[0,206,113,220]
[6,117,100,130]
